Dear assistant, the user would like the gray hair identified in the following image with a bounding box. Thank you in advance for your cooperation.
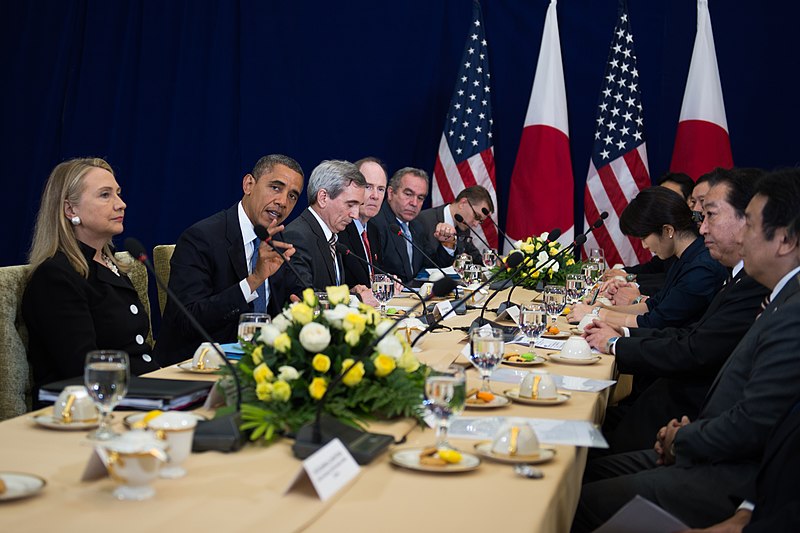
[307,160,367,205]
[389,167,429,191]
[252,154,304,180]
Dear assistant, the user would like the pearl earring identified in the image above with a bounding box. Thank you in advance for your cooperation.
[71,216,81,226]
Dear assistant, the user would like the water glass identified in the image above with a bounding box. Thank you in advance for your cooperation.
[482,248,497,268]
[453,253,472,279]
[543,285,566,324]
[566,274,586,304]
[371,274,395,316]
[582,262,602,288]
[469,327,505,392]
[589,248,607,279]
[238,313,271,343]
[84,350,129,441]
[519,304,547,352]
[424,366,466,450]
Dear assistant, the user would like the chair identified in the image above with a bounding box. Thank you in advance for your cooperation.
[115,252,154,347]
[0,265,33,420]
[153,244,175,316]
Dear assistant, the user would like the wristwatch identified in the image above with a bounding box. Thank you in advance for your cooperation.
[591,306,601,317]
[605,336,619,354]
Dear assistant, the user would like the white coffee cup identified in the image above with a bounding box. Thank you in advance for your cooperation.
[519,370,558,400]
[103,429,168,500]
[560,336,593,359]
[396,318,426,348]
[463,284,488,305]
[418,282,434,299]
[491,419,540,457]
[53,385,99,423]
[192,342,224,370]
[147,412,198,479]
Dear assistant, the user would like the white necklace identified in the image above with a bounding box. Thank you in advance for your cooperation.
[101,253,120,276]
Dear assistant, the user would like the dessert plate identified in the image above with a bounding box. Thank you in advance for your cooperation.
[473,442,556,465]
[390,448,480,473]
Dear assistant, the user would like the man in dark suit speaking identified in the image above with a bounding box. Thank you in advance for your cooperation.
[154,154,305,365]
[283,160,367,291]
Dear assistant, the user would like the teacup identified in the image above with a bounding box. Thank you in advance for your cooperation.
[396,318,426,348]
[418,282,434,299]
[519,370,558,400]
[490,419,541,457]
[53,385,99,424]
[560,336,593,359]
[147,412,198,479]
[102,429,168,500]
[192,342,224,370]
[463,284,488,306]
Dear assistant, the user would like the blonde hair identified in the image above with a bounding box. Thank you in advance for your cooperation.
[28,157,123,278]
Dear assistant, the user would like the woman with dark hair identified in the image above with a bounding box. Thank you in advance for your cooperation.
[22,158,159,393]
[568,186,727,330]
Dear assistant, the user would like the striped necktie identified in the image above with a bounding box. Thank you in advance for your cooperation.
[328,234,341,285]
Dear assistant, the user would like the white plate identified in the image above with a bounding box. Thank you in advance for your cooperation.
[390,448,481,473]
[177,362,220,374]
[384,306,414,317]
[502,354,547,367]
[0,472,46,501]
[465,394,511,410]
[123,412,208,429]
[541,331,571,339]
[504,389,571,406]
[473,442,556,465]
[30,414,99,431]
[548,354,601,365]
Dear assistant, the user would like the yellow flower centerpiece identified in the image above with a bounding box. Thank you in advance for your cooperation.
[491,233,582,288]
[223,286,427,443]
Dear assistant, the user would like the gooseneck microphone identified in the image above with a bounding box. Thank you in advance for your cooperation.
[292,277,458,463]
[481,206,517,251]
[124,238,245,452]
[253,225,314,289]
[453,213,492,251]
[389,223,450,281]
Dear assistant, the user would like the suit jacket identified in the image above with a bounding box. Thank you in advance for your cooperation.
[371,202,453,282]
[605,270,768,452]
[282,208,343,290]
[337,220,382,287]
[624,255,676,296]
[154,204,300,365]
[415,204,482,264]
[673,274,800,467]
[23,242,158,391]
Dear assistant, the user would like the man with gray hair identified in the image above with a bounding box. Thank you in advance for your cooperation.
[283,160,367,290]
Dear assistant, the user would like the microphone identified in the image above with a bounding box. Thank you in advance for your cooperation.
[481,206,517,251]
[411,252,524,348]
[254,225,314,289]
[124,238,246,452]
[454,213,492,251]
[389,223,450,282]
[292,277,458,463]
[496,228,561,315]
[335,242,431,321]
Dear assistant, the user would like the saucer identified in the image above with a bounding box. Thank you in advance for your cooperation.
[473,442,556,465]
[123,412,208,429]
[541,331,571,339]
[504,389,571,406]
[31,414,99,431]
[502,353,546,367]
[465,394,511,410]
[390,448,481,473]
[548,354,601,365]
[0,472,46,501]
[177,362,220,374]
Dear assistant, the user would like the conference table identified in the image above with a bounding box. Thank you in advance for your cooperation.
[0,288,622,532]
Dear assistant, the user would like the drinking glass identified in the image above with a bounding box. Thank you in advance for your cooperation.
[543,285,566,324]
[424,366,466,450]
[566,274,586,304]
[482,248,497,268]
[84,350,129,441]
[371,274,395,317]
[589,248,607,279]
[463,264,483,285]
[238,313,271,343]
[519,304,547,352]
[469,327,505,392]
[582,263,602,289]
[453,253,472,279]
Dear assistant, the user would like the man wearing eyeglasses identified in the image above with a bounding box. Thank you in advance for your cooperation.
[416,185,494,266]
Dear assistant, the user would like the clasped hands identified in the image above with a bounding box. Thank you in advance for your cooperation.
[654,415,691,466]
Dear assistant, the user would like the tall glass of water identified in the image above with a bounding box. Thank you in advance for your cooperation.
[519,304,548,352]
[371,274,395,317]
[238,313,271,343]
[453,253,472,280]
[469,327,505,392]
[543,285,566,324]
[589,248,606,279]
[84,350,129,441]
[482,248,497,268]
[424,365,466,450]
[566,274,585,304]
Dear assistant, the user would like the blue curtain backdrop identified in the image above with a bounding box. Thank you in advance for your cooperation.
[2,0,798,270]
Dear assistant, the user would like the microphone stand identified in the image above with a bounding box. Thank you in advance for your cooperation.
[292,278,458,464]
[454,213,492,251]
[124,238,246,453]
[481,206,517,252]
[389,223,451,282]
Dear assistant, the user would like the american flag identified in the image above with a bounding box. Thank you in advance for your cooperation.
[433,0,498,249]
[583,1,652,267]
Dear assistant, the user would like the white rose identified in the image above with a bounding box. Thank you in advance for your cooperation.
[278,365,300,382]
[375,320,395,337]
[551,262,560,273]
[536,251,549,268]
[299,322,331,352]
[539,232,549,241]
[513,240,523,250]
[259,324,280,346]
[272,313,290,332]
[322,304,351,329]
[376,335,404,360]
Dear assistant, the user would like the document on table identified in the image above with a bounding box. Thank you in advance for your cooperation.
[448,416,609,448]
[490,367,616,393]
[593,495,688,533]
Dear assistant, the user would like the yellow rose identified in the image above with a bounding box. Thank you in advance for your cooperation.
[253,362,274,384]
[566,258,575,266]
[308,377,327,400]
[521,271,529,278]
[345,329,360,346]
[312,353,331,373]
[326,285,350,305]
[251,345,263,365]
[255,382,273,401]
[358,304,380,325]
[302,287,318,307]
[343,312,367,334]
[290,302,314,325]
[549,247,558,256]
[522,243,535,254]
[397,349,420,373]
[272,380,291,402]
[274,333,291,353]
[373,354,396,378]
[532,271,541,279]
[341,358,365,387]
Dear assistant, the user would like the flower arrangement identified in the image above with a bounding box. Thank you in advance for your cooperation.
[222,286,427,443]
[491,233,582,288]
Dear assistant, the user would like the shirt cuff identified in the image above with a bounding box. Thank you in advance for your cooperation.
[240,278,258,303]
[622,327,630,337]
[442,245,455,256]
[737,500,755,512]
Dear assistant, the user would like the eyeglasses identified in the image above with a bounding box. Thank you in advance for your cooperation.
[467,202,487,224]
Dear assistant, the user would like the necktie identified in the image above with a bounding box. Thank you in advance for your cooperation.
[756,294,771,320]
[400,221,413,273]
[361,228,373,277]
[329,234,341,285]
[250,238,267,313]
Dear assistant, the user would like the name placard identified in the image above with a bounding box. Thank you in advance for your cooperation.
[284,438,360,501]
[434,300,455,322]
[496,305,520,324]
